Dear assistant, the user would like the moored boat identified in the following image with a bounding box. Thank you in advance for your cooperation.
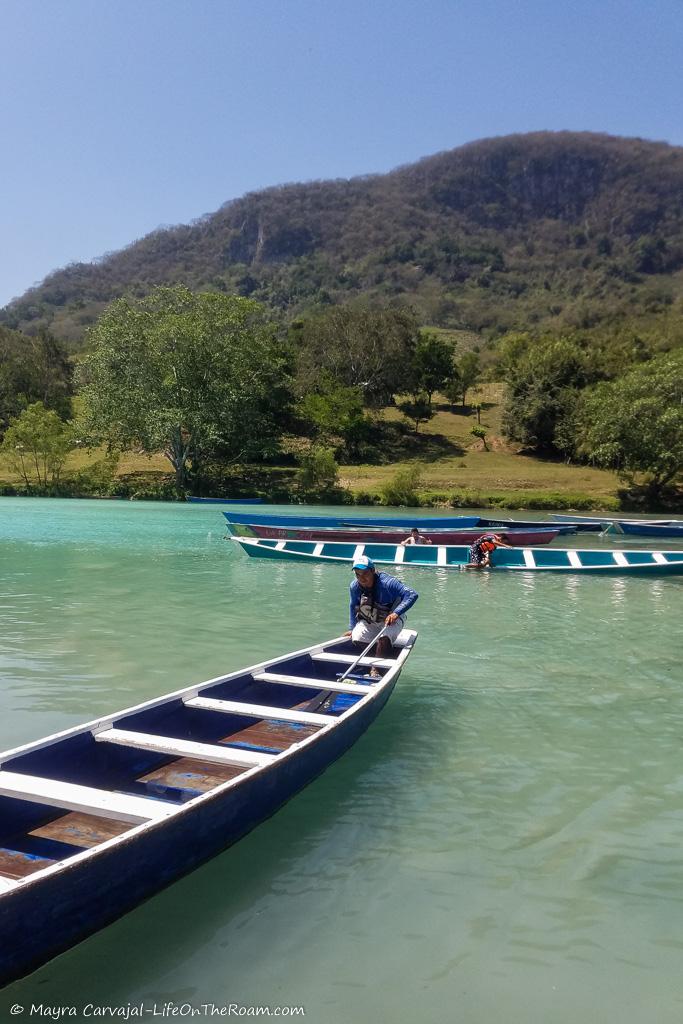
[221,511,585,534]
[187,497,263,504]
[238,523,562,546]
[609,521,683,538]
[0,631,416,985]
[230,536,683,575]
[222,511,482,528]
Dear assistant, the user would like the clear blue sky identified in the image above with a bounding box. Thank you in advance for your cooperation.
[1,0,682,308]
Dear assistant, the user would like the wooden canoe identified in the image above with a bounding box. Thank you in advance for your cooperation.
[238,523,562,546]
[0,630,416,985]
[230,536,683,575]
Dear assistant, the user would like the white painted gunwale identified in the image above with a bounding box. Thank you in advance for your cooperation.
[231,536,683,572]
[0,632,416,895]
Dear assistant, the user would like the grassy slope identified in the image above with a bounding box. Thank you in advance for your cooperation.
[0,383,621,505]
[338,384,618,501]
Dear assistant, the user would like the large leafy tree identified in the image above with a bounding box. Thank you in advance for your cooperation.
[501,337,589,454]
[76,286,289,490]
[577,350,683,494]
[292,307,419,406]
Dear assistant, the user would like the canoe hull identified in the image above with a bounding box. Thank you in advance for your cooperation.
[187,497,263,504]
[611,522,683,538]
[242,524,561,546]
[232,537,683,575]
[0,632,415,986]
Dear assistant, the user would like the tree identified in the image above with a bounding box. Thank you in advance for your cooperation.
[76,287,289,491]
[0,402,73,490]
[458,352,481,408]
[470,425,489,451]
[397,393,434,434]
[501,338,588,454]
[0,326,72,435]
[576,350,683,494]
[297,374,372,458]
[409,331,456,408]
[292,307,420,406]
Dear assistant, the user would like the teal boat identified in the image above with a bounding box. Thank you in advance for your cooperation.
[230,536,683,575]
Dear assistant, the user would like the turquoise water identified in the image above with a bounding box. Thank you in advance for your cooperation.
[1,496,682,1022]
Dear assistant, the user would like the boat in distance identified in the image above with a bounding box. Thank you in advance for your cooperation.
[231,522,562,546]
[608,521,683,538]
[221,511,590,533]
[0,631,416,985]
[187,496,263,504]
[550,514,678,527]
[231,536,683,575]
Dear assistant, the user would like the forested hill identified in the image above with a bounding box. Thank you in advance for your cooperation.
[4,131,683,346]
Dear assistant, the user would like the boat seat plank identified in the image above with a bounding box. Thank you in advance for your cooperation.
[30,812,133,849]
[185,696,332,726]
[652,553,667,564]
[0,770,177,823]
[567,551,582,568]
[0,847,56,880]
[217,718,321,751]
[137,757,245,794]
[311,653,395,669]
[94,728,275,768]
[613,552,629,566]
[254,672,375,695]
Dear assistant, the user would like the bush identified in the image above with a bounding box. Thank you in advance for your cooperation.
[380,465,423,506]
[297,446,350,501]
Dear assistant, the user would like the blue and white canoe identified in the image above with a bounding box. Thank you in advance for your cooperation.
[223,511,483,528]
[230,536,683,575]
[0,631,416,985]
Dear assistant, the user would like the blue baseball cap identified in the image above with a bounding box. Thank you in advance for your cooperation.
[352,555,375,571]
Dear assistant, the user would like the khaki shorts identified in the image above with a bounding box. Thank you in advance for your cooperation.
[351,618,404,646]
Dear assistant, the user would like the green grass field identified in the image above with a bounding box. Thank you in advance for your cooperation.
[0,383,624,507]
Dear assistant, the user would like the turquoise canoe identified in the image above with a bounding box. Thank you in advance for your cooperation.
[230,536,683,575]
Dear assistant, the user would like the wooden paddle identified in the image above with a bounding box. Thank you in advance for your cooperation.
[337,624,390,683]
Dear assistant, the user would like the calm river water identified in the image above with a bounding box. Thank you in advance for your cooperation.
[1,497,682,1022]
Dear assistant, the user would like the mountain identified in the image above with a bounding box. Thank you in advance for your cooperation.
[3,131,683,347]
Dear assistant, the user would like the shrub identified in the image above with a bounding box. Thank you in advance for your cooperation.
[380,465,423,506]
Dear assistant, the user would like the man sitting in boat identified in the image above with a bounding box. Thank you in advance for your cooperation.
[345,555,418,676]
[466,532,513,568]
[400,527,433,546]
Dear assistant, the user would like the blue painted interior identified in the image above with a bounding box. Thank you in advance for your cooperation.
[528,549,572,567]
[623,551,656,565]
[577,550,612,566]
[402,545,439,563]
[494,549,526,566]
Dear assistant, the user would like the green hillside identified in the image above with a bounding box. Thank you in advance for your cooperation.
[3,131,683,348]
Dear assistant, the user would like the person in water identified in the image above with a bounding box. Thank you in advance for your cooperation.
[466,532,513,568]
[344,555,418,675]
[400,527,433,546]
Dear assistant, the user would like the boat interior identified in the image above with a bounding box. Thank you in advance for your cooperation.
[0,639,398,885]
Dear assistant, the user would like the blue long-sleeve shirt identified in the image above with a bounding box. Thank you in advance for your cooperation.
[349,571,419,629]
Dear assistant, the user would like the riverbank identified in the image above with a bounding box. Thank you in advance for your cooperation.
[1,384,679,511]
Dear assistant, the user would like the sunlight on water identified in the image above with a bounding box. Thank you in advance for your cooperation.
[1,497,682,1021]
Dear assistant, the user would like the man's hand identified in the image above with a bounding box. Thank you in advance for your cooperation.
[343,630,353,637]
[385,612,399,626]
